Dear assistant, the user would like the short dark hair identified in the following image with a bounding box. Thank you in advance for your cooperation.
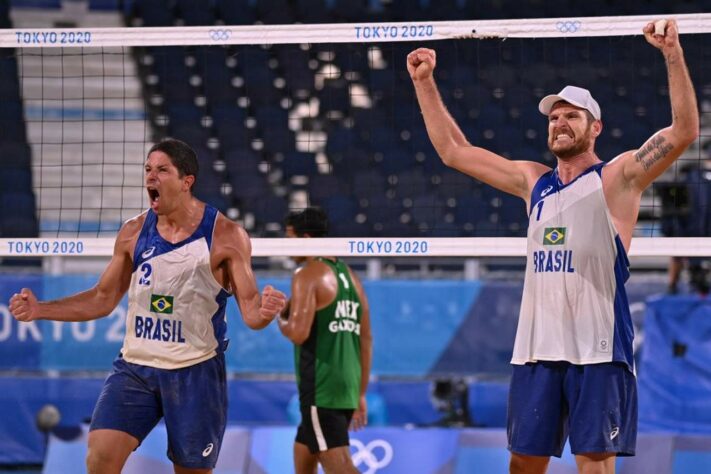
[148,138,199,192]
[285,207,329,237]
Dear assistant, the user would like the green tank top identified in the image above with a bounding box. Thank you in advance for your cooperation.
[295,258,362,409]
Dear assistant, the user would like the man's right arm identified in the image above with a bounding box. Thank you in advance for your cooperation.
[408,48,549,202]
[9,219,138,322]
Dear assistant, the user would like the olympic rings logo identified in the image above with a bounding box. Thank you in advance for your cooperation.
[556,21,581,33]
[209,29,231,41]
[350,439,394,474]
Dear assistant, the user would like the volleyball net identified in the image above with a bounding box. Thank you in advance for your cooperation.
[1,14,711,259]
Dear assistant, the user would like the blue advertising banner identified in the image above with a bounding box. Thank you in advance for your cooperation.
[0,274,43,370]
[0,274,665,376]
[0,275,480,375]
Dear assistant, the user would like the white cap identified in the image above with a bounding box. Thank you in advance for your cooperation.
[538,85,601,120]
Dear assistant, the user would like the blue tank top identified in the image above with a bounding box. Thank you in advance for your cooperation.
[121,205,230,369]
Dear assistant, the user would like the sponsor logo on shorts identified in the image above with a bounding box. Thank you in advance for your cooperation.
[543,227,566,245]
[150,294,173,314]
[610,427,619,440]
[202,442,214,457]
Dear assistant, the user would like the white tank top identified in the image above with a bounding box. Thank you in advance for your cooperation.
[121,206,230,369]
[511,163,635,370]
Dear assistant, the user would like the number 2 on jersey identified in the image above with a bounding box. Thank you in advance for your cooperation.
[139,263,152,286]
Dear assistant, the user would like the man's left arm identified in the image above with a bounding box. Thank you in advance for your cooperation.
[622,19,699,191]
[219,218,286,330]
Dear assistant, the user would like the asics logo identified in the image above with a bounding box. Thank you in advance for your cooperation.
[540,185,553,197]
[202,443,214,457]
[141,246,155,259]
[350,439,393,474]
[610,427,619,440]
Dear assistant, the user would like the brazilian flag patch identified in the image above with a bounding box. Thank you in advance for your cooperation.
[543,227,566,245]
[150,294,174,314]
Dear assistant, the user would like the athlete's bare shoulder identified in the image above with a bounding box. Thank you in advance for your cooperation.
[115,211,147,257]
[211,213,251,257]
[122,211,147,235]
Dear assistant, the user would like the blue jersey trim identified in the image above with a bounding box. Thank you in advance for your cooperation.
[211,289,230,353]
[612,235,635,371]
[132,205,219,271]
[529,162,606,215]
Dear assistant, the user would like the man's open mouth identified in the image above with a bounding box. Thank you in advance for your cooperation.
[147,188,160,203]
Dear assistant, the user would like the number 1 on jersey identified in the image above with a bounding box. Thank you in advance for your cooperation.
[338,273,350,289]
[535,200,544,221]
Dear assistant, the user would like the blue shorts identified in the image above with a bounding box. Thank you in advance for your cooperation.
[507,361,637,458]
[90,354,227,469]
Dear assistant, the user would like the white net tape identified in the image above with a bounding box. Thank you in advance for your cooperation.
[2,237,711,258]
[2,14,710,259]
[1,14,711,48]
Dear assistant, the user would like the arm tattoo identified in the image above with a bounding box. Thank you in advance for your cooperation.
[634,135,674,171]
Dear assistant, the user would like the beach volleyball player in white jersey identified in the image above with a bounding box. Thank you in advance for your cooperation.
[408,19,697,473]
[9,138,286,474]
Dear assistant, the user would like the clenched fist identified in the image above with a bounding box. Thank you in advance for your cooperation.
[407,48,437,81]
[643,19,680,55]
[9,288,40,322]
[259,285,287,322]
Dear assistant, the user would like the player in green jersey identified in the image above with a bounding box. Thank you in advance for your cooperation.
[278,207,373,474]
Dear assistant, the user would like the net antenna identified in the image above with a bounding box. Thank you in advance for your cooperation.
[1,14,710,263]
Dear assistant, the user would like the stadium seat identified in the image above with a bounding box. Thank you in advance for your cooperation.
[392,168,429,198]
[170,125,211,150]
[320,195,359,224]
[307,174,346,203]
[330,149,372,177]
[329,218,370,237]
[377,149,415,177]
[410,193,446,229]
[351,169,386,200]
[248,194,289,227]
[279,151,318,180]
[318,78,351,116]
[434,169,475,199]
[293,0,330,23]
[255,105,289,131]
[261,128,296,155]
[135,0,175,27]
[363,195,403,227]
[215,0,255,25]
[224,149,262,175]
[255,0,294,24]
[175,0,215,26]
[230,172,272,203]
